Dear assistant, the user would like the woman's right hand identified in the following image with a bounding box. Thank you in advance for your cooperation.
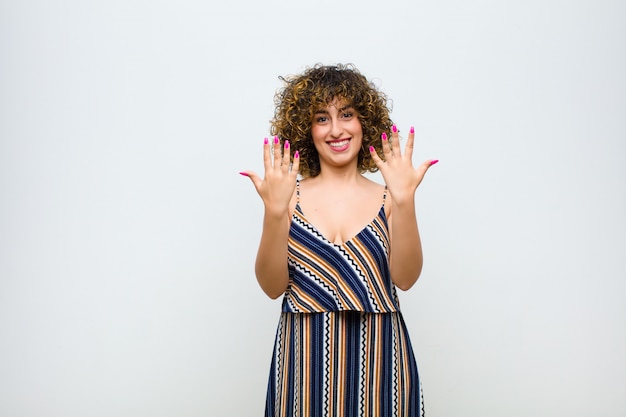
[241,136,300,217]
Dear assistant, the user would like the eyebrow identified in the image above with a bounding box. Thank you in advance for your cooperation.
[313,105,354,114]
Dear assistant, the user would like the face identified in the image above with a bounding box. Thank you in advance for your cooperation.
[310,98,364,171]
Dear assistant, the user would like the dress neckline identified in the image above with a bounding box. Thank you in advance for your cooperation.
[294,179,387,246]
[294,202,386,247]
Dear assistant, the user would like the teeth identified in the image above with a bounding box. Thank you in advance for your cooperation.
[329,140,349,147]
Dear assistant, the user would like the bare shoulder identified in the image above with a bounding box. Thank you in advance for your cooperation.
[360,176,385,194]
[360,176,388,207]
[361,177,392,219]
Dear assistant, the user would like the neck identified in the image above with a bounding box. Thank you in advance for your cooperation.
[315,167,361,184]
[314,159,362,182]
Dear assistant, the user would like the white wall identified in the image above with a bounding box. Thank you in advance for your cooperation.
[1,1,624,416]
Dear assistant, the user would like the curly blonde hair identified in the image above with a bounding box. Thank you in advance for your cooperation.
[270,64,393,178]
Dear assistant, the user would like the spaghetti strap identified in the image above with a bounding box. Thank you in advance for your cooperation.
[382,185,387,207]
[296,179,301,203]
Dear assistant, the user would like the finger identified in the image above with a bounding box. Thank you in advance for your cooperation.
[391,125,402,157]
[404,126,415,159]
[369,145,385,169]
[281,140,291,172]
[272,136,282,169]
[381,132,393,159]
[291,150,300,175]
[262,137,271,171]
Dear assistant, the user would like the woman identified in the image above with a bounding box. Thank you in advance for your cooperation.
[241,64,437,417]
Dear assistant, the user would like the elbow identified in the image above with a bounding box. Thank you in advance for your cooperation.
[396,278,418,292]
[394,268,422,291]
[257,278,286,300]
[264,288,285,300]
[391,263,422,291]
[254,262,289,300]
[255,268,288,300]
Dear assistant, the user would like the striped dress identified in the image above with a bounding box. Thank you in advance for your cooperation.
[265,184,424,417]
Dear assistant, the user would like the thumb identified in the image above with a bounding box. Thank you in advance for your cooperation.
[239,171,262,191]
[417,159,439,176]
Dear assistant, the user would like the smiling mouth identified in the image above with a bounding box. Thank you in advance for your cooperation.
[328,139,350,148]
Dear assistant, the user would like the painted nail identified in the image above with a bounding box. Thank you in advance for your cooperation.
[284,140,289,149]
[392,125,397,133]
[264,137,269,145]
[239,172,249,177]
[430,159,439,166]
[294,150,299,158]
[410,126,415,134]
[369,146,375,152]
[274,136,279,144]
[381,132,388,141]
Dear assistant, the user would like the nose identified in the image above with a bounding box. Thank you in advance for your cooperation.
[330,119,344,138]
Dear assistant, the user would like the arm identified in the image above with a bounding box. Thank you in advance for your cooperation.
[370,126,437,290]
[254,200,293,299]
[241,137,299,298]
[387,195,423,290]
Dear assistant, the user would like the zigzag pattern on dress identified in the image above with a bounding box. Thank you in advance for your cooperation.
[283,203,400,314]
[265,181,424,416]
[265,311,424,417]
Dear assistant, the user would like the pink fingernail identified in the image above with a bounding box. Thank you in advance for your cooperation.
[430,159,439,166]
[369,146,375,152]
[239,172,249,177]
[381,132,388,141]
[274,136,279,144]
[284,140,289,149]
[392,125,398,133]
[264,137,269,145]
[294,150,299,158]
[410,126,415,134]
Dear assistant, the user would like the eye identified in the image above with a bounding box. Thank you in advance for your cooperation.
[315,116,328,123]
[342,112,353,119]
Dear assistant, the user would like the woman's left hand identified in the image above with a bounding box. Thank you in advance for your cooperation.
[369,125,437,204]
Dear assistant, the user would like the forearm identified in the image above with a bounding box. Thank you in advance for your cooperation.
[389,198,423,291]
[255,210,291,299]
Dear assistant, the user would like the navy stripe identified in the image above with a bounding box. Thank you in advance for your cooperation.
[284,204,400,313]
